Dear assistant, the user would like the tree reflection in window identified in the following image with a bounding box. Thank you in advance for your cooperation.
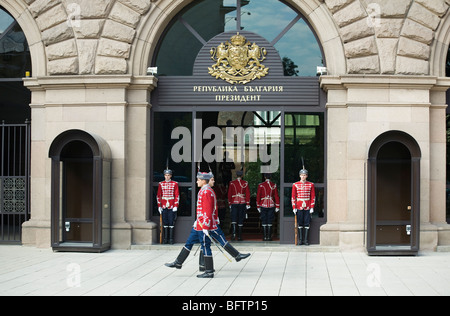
[0,6,31,78]
[153,0,323,77]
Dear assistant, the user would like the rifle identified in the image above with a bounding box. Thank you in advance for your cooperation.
[294,213,298,245]
[160,214,163,244]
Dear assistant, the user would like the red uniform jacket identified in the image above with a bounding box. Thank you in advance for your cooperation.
[228,178,250,206]
[194,185,217,231]
[157,180,180,209]
[257,180,280,209]
[291,181,315,210]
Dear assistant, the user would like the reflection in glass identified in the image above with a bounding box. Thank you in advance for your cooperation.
[153,112,192,182]
[0,7,31,78]
[284,113,324,184]
[152,0,323,77]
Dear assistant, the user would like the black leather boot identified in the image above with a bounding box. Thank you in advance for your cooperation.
[237,225,243,241]
[169,226,174,245]
[267,225,273,241]
[197,256,214,278]
[165,247,190,269]
[199,251,205,271]
[223,243,250,262]
[231,223,237,241]
[298,227,303,245]
[304,227,310,246]
[262,225,267,241]
[163,226,169,244]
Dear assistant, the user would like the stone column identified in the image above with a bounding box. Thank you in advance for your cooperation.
[125,76,158,246]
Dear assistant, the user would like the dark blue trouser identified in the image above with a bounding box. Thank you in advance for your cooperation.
[230,204,246,226]
[297,209,311,228]
[162,208,176,226]
[260,207,275,225]
[209,227,227,247]
[184,228,212,256]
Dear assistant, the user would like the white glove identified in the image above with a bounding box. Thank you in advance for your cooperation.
[158,207,162,214]
[310,208,314,214]
[293,209,297,214]
[173,207,177,212]
[246,205,251,210]
[257,208,261,213]
[203,229,210,236]
[275,208,279,213]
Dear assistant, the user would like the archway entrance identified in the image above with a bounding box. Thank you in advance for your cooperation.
[49,130,112,252]
[150,109,325,244]
[367,131,421,255]
[149,0,326,244]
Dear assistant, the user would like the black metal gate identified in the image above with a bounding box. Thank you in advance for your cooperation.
[0,121,30,243]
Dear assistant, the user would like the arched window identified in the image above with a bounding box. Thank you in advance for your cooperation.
[0,6,31,123]
[152,0,323,77]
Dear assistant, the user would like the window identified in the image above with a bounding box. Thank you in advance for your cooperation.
[152,0,323,77]
[283,113,325,219]
[0,7,31,79]
[0,6,31,123]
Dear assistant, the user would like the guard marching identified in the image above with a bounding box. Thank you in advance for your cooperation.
[256,173,280,241]
[291,166,315,245]
[228,170,250,241]
[204,174,250,266]
[156,168,180,244]
[165,171,216,278]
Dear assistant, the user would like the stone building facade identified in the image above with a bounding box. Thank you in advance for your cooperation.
[1,0,450,252]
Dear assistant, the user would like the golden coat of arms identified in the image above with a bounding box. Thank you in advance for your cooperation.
[208,33,269,85]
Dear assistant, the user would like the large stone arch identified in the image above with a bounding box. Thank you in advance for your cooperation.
[130,0,347,76]
[131,0,450,77]
[322,0,449,75]
[130,0,192,76]
[5,0,450,77]
[431,7,450,77]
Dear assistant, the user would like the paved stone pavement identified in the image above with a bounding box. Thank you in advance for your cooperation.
[1,244,450,297]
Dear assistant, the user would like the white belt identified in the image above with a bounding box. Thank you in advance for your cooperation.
[297,198,310,208]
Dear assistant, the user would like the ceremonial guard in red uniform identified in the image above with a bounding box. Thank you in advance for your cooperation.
[291,167,315,245]
[165,172,216,278]
[227,170,250,241]
[156,169,179,244]
[197,174,251,271]
[256,173,280,241]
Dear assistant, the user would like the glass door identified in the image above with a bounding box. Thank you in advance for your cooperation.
[63,159,94,243]
[196,111,281,241]
[281,113,325,244]
[151,109,326,244]
[151,112,193,243]
[375,142,412,246]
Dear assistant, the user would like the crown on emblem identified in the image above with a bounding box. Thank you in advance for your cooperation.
[230,32,246,46]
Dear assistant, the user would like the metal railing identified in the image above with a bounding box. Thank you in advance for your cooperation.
[0,120,30,243]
